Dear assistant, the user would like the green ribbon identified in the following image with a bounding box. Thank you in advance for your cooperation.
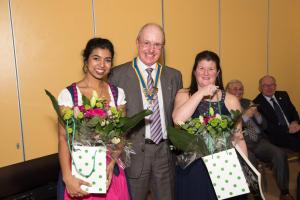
[66,118,98,178]
[207,91,228,154]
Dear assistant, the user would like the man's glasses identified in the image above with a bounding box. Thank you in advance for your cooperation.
[139,40,164,50]
[262,83,276,88]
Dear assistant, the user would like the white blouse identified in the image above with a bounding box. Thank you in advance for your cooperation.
[57,85,126,107]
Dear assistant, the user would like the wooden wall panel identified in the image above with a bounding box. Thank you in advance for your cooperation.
[94,0,162,66]
[2,0,300,167]
[164,0,219,87]
[269,0,300,111]
[0,0,23,167]
[11,0,93,160]
[221,0,268,99]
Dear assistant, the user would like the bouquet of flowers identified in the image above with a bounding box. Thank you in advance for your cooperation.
[45,89,151,155]
[168,106,242,167]
[169,106,251,199]
[45,89,151,193]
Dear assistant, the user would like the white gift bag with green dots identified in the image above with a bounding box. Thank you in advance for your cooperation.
[203,148,250,200]
[71,145,106,194]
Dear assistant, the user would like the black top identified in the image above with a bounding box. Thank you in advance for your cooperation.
[192,90,230,118]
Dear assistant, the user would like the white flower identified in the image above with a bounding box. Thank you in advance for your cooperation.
[111,137,121,144]
[101,120,106,126]
[199,116,204,123]
[90,90,98,108]
[215,114,222,119]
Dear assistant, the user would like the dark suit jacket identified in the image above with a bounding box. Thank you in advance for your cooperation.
[109,61,183,178]
[253,91,300,137]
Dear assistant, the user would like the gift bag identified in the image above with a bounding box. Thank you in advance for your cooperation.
[202,148,250,200]
[72,145,106,194]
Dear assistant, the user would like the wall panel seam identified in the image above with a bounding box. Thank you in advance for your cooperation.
[266,0,270,74]
[161,0,165,66]
[8,0,26,161]
[218,0,222,57]
[92,0,96,37]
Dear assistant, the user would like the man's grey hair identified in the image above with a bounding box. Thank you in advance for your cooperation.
[225,79,243,91]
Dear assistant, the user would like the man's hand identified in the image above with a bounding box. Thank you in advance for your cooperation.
[244,106,257,118]
[288,121,300,134]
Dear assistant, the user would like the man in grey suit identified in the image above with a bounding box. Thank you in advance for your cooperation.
[109,23,183,200]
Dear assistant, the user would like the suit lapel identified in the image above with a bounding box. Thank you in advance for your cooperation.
[275,92,288,120]
[160,67,172,124]
[275,92,285,110]
[127,62,144,111]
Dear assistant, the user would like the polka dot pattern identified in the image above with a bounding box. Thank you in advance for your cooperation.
[202,148,249,199]
[71,145,106,193]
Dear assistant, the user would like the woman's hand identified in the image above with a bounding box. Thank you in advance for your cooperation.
[64,175,90,198]
[198,84,218,97]
[106,160,116,190]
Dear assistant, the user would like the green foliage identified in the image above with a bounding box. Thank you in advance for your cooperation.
[168,108,242,155]
[121,110,153,133]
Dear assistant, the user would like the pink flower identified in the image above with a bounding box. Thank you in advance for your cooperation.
[203,116,210,125]
[78,105,86,112]
[85,108,107,118]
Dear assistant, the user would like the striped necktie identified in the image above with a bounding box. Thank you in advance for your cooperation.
[146,68,163,144]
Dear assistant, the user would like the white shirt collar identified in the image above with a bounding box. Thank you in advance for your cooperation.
[263,94,277,102]
[137,57,157,73]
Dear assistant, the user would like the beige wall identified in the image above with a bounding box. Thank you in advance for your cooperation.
[268,0,300,111]
[1,0,300,167]
[0,0,23,167]
[164,0,219,87]
[221,0,268,98]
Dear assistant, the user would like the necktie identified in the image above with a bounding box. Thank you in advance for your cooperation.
[246,119,258,142]
[146,68,163,144]
[270,98,286,126]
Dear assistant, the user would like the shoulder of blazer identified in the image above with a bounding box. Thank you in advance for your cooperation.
[163,65,181,76]
[253,93,264,103]
[275,91,289,99]
[162,66,182,86]
[111,61,132,74]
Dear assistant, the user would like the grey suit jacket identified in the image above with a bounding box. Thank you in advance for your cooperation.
[109,60,183,178]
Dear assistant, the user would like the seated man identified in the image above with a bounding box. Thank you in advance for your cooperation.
[226,79,294,200]
[253,75,300,152]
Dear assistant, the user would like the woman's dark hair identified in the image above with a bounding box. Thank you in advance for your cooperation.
[189,50,224,96]
[82,38,114,73]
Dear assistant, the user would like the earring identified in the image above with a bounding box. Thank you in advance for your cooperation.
[83,64,88,73]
